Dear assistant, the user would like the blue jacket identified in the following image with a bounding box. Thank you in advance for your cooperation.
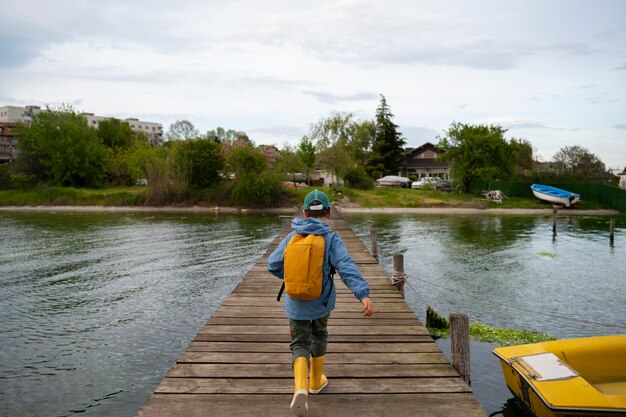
[267,217,370,320]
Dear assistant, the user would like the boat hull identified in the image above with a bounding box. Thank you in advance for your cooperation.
[493,335,626,417]
[530,184,581,207]
[497,358,624,417]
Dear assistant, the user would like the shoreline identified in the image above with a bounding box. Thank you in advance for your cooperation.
[0,205,299,214]
[336,206,620,216]
[0,205,619,216]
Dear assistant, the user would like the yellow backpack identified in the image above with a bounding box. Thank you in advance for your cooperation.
[282,233,326,301]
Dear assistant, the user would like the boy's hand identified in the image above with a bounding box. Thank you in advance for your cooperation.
[361,297,374,317]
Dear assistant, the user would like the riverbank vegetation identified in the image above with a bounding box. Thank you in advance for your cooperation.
[0,183,612,210]
[1,97,620,209]
[426,306,556,346]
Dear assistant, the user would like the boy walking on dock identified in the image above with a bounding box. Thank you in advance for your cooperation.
[268,189,375,416]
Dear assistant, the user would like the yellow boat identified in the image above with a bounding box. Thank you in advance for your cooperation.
[493,334,626,417]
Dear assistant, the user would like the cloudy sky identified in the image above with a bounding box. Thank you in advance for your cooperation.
[2,0,625,168]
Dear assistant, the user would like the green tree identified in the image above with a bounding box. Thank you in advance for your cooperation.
[350,120,376,164]
[553,145,607,179]
[173,137,224,187]
[311,112,353,149]
[127,140,165,182]
[97,118,136,150]
[509,137,535,175]
[310,113,353,183]
[165,120,199,141]
[206,127,250,144]
[97,118,142,185]
[344,166,374,189]
[274,144,307,185]
[297,136,316,181]
[226,144,281,207]
[437,122,515,193]
[316,144,352,185]
[14,106,108,187]
[368,94,406,177]
[309,112,374,184]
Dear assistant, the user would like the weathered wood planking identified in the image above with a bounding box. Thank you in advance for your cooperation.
[136,208,486,417]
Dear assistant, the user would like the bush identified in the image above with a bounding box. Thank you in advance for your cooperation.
[230,172,282,207]
[172,138,224,188]
[144,156,189,205]
[0,164,11,189]
[11,173,36,189]
[344,166,374,190]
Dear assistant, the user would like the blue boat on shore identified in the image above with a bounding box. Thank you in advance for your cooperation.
[531,184,581,207]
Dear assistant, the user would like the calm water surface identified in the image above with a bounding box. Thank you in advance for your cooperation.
[0,212,281,417]
[345,213,626,416]
[1,211,624,416]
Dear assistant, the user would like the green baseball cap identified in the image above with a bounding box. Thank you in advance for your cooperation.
[304,189,331,210]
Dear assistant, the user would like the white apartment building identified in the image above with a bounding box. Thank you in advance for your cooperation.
[0,105,42,124]
[81,113,163,145]
[0,105,163,146]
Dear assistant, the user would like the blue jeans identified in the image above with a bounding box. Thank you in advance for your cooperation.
[289,314,330,364]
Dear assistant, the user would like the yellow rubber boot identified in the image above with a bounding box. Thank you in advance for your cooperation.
[309,355,328,394]
[290,357,309,416]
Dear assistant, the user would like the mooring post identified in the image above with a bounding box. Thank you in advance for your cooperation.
[610,218,615,245]
[450,313,471,386]
[552,207,558,237]
[370,228,379,263]
[391,252,406,295]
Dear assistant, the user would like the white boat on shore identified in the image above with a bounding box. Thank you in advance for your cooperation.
[531,184,580,207]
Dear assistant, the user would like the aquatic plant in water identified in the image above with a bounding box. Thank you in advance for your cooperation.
[425,306,555,346]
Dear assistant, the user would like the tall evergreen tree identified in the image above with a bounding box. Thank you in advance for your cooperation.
[368,95,406,177]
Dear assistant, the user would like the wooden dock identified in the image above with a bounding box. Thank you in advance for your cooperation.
[137,210,487,417]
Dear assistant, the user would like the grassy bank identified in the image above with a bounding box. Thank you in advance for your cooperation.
[286,186,608,210]
[0,186,148,206]
[0,184,611,210]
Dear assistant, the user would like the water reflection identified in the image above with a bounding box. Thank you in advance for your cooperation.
[488,398,524,417]
[0,212,282,417]
[346,212,626,417]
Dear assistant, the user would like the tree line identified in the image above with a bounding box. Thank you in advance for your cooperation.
[0,96,615,205]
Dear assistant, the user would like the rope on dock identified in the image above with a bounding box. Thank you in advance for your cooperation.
[403,273,626,331]
[391,271,407,288]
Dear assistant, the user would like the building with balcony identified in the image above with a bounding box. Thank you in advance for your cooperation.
[1,105,164,149]
[0,122,19,163]
[404,142,450,180]
[0,105,42,125]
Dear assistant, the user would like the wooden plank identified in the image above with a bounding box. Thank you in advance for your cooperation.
[154,377,471,394]
[177,352,449,365]
[186,341,440,353]
[138,393,486,417]
[166,363,460,378]
[221,300,413,310]
[205,317,421,326]
[197,325,429,335]
[193,333,435,343]
[210,308,420,319]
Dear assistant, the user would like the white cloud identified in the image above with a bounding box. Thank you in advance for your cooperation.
[1,0,625,166]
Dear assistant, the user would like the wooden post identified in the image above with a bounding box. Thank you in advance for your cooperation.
[392,252,406,295]
[552,207,558,237]
[370,228,379,263]
[610,218,615,245]
[450,313,471,386]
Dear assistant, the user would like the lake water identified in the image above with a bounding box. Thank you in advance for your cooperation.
[1,211,624,416]
[345,212,626,416]
[0,212,282,417]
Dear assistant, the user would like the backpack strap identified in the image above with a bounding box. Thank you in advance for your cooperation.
[276,282,285,302]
